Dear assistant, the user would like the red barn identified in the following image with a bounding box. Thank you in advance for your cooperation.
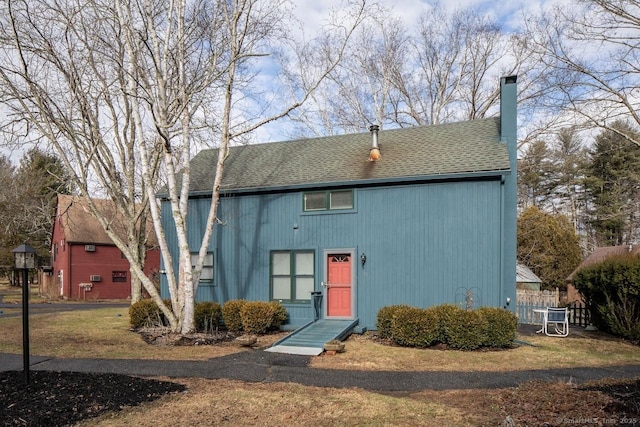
[49,194,160,300]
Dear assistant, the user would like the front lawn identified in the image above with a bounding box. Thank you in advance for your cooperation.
[1,304,640,425]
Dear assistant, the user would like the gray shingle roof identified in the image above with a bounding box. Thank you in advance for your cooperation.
[516,263,542,284]
[189,117,509,193]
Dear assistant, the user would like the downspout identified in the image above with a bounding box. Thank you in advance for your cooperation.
[499,175,505,308]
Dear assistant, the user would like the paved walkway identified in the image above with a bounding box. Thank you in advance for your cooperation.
[2,351,640,392]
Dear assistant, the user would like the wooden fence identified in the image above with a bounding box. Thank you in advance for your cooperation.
[516,288,591,327]
[516,289,558,325]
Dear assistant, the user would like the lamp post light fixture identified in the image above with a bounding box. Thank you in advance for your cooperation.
[12,243,37,385]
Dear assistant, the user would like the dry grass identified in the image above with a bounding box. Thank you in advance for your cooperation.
[82,377,640,426]
[1,304,639,372]
[0,307,283,360]
[0,283,41,303]
[82,378,474,427]
[310,332,640,372]
[2,300,640,426]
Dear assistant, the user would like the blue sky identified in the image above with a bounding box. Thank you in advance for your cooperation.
[294,0,563,34]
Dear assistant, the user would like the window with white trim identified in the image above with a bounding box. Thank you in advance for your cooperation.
[271,250,315,302]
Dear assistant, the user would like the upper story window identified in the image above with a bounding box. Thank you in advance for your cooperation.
[303,190,353,212]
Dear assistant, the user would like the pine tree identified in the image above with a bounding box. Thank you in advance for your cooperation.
[584,122,640,246]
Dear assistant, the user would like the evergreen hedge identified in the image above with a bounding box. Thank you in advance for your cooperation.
[376,303,517,350]
[269,301,288,329]
[376,304,412,339]
[129,298,173,329]
[221,299,247,332]
[390,305,439,348]
[222,300,287,333]
[129,299,163,329]
[447,309,487,350]
[194,301,223,333]
[240,301,274,334]
[573,254,640,342]
[477,307,518,347]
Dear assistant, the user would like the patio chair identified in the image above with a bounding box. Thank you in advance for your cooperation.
[544,307,569,337]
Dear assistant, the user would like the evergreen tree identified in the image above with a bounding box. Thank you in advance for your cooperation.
[518,128,589,240]
[517,206,582,291]
[548,127,589,235]
[16,149,74,256]
[518,139,553,210]
[0,149,74,269]
[584,122,640,246]
[0,155,18,270]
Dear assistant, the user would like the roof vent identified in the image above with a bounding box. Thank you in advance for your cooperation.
[368,124,381,161]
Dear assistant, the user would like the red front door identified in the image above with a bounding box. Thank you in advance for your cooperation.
[327,254,352,317]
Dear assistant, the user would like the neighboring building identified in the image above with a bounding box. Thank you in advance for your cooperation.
[48,194,160,300]
[159,76,518,330]
[566,244,640,304]
[516,263,542,291]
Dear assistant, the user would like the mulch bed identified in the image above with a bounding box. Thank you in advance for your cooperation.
[137,327,237,346]
[497,378,640,425]
[2,371,640,426]
[0,370,185,426]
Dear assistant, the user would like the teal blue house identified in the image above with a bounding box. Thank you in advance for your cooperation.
[160,76,518,332]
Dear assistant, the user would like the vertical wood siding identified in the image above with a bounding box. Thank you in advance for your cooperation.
[161,178,507,329]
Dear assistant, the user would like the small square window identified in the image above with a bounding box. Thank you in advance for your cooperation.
[191,252,214,283]
[304,192,326,211]
[112,271,127,282]
[330,190,353,209]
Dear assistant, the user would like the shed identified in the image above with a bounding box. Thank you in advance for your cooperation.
[516,263,542,291]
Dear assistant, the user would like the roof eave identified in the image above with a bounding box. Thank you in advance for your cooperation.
[183,168,510,198]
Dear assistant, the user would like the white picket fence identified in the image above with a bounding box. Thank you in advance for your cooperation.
[516,288,560,324]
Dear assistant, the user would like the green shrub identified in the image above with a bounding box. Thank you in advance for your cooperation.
[376,304,412,339]
[129,299,162,329]
[477,307,518,348]
[377,303,518,350]
[269,301,288,329]
[446,309,487,350]
[427,304,463,344]
[574,254,640,341]
[390,306,439,348]
[222,299,246,332]
[240,301,274,334]
[194,301,222,333]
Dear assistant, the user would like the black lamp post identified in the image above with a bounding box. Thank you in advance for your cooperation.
[12,243,36,385]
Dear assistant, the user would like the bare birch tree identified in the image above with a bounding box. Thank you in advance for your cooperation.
[522,0,640,147]
[289,5,542,136]
[0,0,368,333]
[0,0,158,303]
